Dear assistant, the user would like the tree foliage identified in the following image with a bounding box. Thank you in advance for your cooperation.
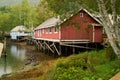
[36,0,55,25]
[46,0,98,15]
[0,0,39,32]
[97,0,120,57]
[46,0,120,15]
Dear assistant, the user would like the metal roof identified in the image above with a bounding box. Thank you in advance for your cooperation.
[35,9,102,30]
[11,25,27,32]
[34,17,60,30]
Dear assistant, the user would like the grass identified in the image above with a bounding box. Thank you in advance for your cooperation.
[0,48,120,80]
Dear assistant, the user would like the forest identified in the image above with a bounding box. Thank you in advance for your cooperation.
[0,0,54,32]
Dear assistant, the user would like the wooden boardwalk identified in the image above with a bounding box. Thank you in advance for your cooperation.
[0,42,3,57]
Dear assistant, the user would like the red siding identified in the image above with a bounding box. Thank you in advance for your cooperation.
[61,10,103,43]
[94,26,103,42]
[34,27,60,40]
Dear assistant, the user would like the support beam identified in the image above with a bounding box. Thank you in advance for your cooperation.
[53,43,61,55]
[60,43,95,49]
[37,41,45,49]
[59,44,61,55]
[44,42,54,53]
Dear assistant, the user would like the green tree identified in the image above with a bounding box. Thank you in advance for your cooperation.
[9,0,37,29]
[0,13,11,31]
[36,0,55,25]
[20,0,32,27]
[46,0,98,18]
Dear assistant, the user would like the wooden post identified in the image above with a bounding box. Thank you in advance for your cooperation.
[44,41,46,54]
[4,51,7,73]
[53,42,61,55]
[65,46,68,56]
[72,41,75,54]
[44,42,54,53]
[59,44,61,56]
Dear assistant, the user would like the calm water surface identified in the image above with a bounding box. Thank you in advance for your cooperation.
[0,42,27,76]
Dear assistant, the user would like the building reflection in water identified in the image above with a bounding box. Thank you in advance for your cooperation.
[10,44,26,61]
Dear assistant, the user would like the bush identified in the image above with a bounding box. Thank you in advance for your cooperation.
[106,46,117,61]
[53,67,91,80]
[44,49,120,80]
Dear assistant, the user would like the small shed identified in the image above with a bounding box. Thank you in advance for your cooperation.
[10,25,30,40]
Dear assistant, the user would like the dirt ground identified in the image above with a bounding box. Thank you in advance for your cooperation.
[110,72,120,80]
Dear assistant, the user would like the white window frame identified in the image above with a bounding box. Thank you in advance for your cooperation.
[42,29,44,34]
[38,30,40,36]
[46,28,49,34]
[49,27,52,34]
[39,29,42,37]
[54,27,58,33]
[80,12,83,17]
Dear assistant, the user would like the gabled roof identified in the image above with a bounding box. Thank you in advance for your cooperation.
[11,25,27,32]
[80,9,102,24]
[35,8,102,30]
[34,17,60,30]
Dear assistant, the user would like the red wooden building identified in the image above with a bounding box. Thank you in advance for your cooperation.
[33,9,103,55]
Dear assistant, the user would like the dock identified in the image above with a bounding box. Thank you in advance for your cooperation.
[0,42,3,57]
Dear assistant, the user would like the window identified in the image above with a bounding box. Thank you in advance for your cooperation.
[39,30,42,36]
[80,13,83,17]
[42,29,44,34]
[49,27,52,34]
[37,30,39,36]
[46,28,49,34]
[54,27,58,33]
[45,28,52,34]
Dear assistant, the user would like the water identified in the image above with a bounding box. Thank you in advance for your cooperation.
[0,42,27,76]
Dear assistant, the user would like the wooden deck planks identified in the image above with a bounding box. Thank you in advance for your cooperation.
[0,43,3,57]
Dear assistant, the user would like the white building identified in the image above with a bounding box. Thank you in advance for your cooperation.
[10,25,30,40]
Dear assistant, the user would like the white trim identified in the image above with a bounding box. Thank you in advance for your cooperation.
[93,25,95,42]
[33,38,60,42]
[59,26,61,39]
[49,32,52,34]
[80,12,83,17]
[54,27,58,33]
[54,30,58,34]
[81,9,102,25]
[46,28,49,34]
[42,29,44,34]
[33,37,89,43]
[38,30,40,37]
[92,24,102,26]
[61,40,89,42]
